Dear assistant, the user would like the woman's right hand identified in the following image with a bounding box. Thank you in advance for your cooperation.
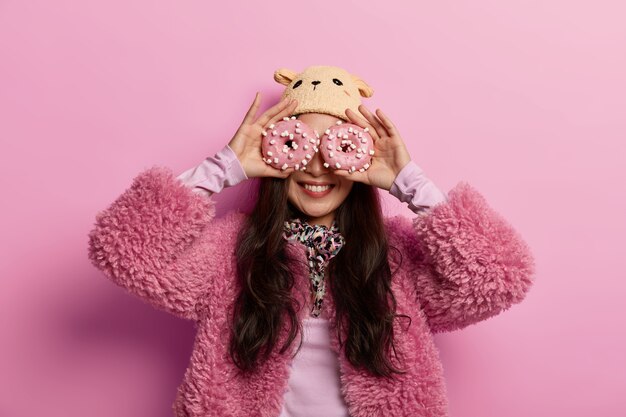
[228,93,298,179]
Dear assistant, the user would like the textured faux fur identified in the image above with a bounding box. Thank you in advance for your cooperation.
[87,166,535,417]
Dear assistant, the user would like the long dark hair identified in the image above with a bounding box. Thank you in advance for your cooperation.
[229,176,410,377]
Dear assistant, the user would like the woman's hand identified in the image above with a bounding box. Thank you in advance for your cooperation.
[337,105,412,190]
[228,93,299,179]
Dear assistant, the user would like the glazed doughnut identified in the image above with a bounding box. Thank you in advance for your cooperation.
[261,116,320,171]
[319,121,374,173]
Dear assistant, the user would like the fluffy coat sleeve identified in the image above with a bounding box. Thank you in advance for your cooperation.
[87,166,218,321]
[398,181,536,333]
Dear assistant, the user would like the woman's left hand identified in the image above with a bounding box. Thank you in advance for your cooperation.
[335,105,412,190]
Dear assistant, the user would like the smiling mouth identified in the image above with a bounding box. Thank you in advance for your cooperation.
[298,182,335,193]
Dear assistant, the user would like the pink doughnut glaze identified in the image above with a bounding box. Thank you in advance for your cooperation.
[261,117,320,171]
[319,122,374,173]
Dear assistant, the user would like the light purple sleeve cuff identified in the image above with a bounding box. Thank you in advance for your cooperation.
[389,160,447,214]
[175,144,248,197]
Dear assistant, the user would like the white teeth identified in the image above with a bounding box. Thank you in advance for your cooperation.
[327,144,333,150]
[296,123,301,128]
[305,154,312,159]
[269,124,275,129]
[267,151,273,156]
[309,138,316,144]
[348,127,353,133]
[269,139,276,145]
[302,132,307,137]
[262,131,267,136]
[281,163,288,170]
[369,149,375,155]
[292,143,298,149]
[272,130,277,136]
[289,134,294,140]
[329,151,334,157]
[364,127,369,132]
[273,157,279,164]
[291,116,296,120]
[288,153,294,159]
[361,138,367,143]
[295,163,300,170]
[335,162,341,168]
[323,162,330,168]
[303,184,331,193]
[295,128,302,133]
[355,154,362,159]
[283,117,290,121]
[336,121,342,125]
[325,129,331,135]
[364,163,370,169]
[303,144,309,150]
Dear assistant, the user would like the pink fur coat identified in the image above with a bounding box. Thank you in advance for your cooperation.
[87,166,535,416]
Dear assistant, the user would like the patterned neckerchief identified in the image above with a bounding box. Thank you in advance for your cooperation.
[282,217,345,317]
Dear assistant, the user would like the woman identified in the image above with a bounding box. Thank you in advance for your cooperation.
[88,66,535,417]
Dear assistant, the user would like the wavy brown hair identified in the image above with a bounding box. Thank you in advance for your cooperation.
[229,176,410,377]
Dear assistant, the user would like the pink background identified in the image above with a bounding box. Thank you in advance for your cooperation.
[1,1,624,416]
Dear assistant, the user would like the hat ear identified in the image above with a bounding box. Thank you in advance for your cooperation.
[352,75,374,98]
[274,68,298,86]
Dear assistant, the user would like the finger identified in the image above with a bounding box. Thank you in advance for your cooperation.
[345,108,380,142]
[345,108,370,128]
[358,105,388,138]
[278,166,296,178]
[255,96,292,127]
[332,166,369,182]
[242,92,261,125]
[268,165,296,179]
[375,109,399,136]
[267,99,298,127]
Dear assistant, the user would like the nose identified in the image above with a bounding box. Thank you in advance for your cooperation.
[311,80,321,86]
[305,150,329,176]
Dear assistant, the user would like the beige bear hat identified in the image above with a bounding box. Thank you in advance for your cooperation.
[274,65,374,121]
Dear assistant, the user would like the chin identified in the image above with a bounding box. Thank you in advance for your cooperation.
[301,207,334,218]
